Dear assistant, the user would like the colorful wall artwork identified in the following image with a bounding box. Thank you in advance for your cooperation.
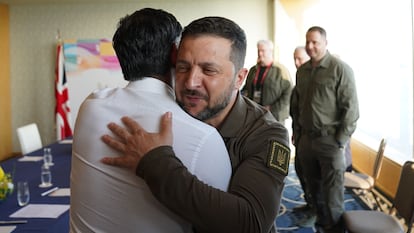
[63,38,121,74]
[62,39,127,129]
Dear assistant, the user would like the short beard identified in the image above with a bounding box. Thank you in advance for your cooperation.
[177,81,234,122]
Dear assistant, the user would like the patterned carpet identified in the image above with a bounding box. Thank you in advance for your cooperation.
[275,164,371,233]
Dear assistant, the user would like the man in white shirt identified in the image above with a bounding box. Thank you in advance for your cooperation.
[69,8,231,233]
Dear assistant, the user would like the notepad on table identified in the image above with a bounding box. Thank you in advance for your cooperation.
[18,156,43,162]
[0,226,16,233]
[9,204,69,219]
[49,188,70,197]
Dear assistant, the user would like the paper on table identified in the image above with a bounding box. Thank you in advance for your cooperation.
[49,188,70,197]
[18,156,43,162]
[0,226,16,233]
[9,204,69,219]
[59,139,73,144]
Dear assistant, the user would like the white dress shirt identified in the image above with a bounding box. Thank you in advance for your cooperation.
[70,78,231,233]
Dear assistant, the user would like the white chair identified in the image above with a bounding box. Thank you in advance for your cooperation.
[16,123,42,155]
[344,138,386,210]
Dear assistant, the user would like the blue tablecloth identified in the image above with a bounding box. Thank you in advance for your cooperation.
[0,140,72,232]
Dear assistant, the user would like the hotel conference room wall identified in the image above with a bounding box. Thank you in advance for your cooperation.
[8,0,273,152]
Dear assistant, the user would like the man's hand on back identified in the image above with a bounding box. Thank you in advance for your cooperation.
[101,112,173,172]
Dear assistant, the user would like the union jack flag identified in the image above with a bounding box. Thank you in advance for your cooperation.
[55,43,73,140]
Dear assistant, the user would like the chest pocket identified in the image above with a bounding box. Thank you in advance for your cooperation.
[312,73,338,98]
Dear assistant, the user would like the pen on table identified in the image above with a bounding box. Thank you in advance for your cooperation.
[41,186,59,196]
[0,220,28,224]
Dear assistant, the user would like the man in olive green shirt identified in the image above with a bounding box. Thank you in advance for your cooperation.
[243,40,292,125]
[290,26,359,233]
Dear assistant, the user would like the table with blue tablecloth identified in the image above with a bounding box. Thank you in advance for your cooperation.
[0,140,72,233]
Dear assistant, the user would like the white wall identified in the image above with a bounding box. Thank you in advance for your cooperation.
[9,0,272,151]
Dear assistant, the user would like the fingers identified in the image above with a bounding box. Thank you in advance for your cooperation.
[160,112,172,135]
[107,122,130,140]
[100,134,138,171]
[121,116,144,134]
[101,134,126,153]
[100,157,133,170]
[101,113,173,171]
[101,157,117,166]
[160,112,173,146]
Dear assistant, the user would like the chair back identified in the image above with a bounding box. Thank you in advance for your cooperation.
[392,161,414,233]
[16,123,42,155]
[372,138,387,180]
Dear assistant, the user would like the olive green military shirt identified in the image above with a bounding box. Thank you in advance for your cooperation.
[136,94,291,233]
[291,51,359,146]
[243,64,292,122]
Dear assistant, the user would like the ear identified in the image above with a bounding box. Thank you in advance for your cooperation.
[235,68,248,89]
[170,44,178,67]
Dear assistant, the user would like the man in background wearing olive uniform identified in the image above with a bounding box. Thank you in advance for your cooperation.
[101,16,291,233]
[290,26,359,233]
[242,40,292,125]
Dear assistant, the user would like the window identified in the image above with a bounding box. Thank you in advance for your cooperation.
[276,0,413,164]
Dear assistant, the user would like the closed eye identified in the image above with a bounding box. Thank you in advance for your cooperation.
[201,64,220,76]
[176,62,190,73]
[203,68,219,76]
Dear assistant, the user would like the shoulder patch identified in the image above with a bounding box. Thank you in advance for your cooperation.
[267,140,290,176]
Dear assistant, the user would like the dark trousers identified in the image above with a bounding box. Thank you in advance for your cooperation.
[294,149,312,206]
[297,134,346,232]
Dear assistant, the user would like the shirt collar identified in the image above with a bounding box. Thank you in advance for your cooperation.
[218,93,246,138]
[126,77,175,100]
[303,50,332,70]
[318,50,332,68]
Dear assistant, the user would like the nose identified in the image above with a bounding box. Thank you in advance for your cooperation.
[184,68,202,89]
[306,42,313,51]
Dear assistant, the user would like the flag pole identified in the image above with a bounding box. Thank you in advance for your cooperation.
[54,29,60,139]
[56,29,62,44]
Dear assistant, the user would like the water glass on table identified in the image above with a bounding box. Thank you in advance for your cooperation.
[17,181,30,206]
[43,147,54,166]
[39,163,52,188]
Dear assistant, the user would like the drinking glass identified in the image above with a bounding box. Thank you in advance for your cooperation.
[43,147,54,166]
[17,181,30,206]
[39,164,52,188]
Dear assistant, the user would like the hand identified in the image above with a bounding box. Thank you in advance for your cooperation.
[101,112,173,172]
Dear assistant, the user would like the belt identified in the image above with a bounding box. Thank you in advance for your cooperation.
[302,128,336,138]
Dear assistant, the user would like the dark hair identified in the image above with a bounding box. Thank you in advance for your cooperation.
[307,26,327,39]
[112,8,182,81]
[181,16,247,72]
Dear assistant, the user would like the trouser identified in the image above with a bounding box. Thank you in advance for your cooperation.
[297,134,346,232]
[294,149,312,207]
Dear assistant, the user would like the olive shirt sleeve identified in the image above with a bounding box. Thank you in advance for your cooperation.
[273,62,293,121]
[262,67,292,121]
[136,129,288,233]
[336,62,359,145]
[277,78,293,120]
[137,146,239,233]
